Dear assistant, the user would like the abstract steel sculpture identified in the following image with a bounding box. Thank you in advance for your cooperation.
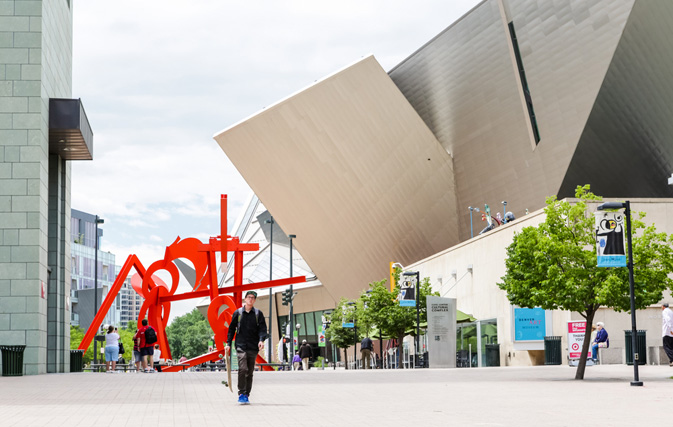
[78,195,306,372]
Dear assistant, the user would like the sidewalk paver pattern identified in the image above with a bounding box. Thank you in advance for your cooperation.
[0,365,671,426]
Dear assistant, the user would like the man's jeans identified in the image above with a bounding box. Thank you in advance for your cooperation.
[236,349,258,396]
[591,344,599,360]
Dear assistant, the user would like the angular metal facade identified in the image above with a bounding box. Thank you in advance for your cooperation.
[216,0,673,299]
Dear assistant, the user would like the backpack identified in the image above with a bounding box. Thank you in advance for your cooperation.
[145,326,157,344]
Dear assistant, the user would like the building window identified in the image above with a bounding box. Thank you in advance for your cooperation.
[508,21,540,144]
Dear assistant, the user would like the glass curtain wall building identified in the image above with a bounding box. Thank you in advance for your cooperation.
[70,209,117,331]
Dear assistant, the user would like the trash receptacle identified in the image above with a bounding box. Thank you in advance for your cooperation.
[485,344,500,367]
[70,349,84,372]
[625,330,647,365]
[544,336,562,365]
[0,345,26,376]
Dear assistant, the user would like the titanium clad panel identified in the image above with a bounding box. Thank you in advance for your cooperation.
[559,0,673,198]
[215,56,458,299]
[390,0,633,240]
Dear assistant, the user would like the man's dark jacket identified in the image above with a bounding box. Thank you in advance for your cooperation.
[299,343,312,358]
[227,307,268,352]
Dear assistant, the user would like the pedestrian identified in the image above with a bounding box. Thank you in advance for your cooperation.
[662,303,673,366]
[104,325,120,373]
[132,330,142,372]
[134,319,157,373]
[292,352,301,370]
[154,344,163,372]
[298,339,312,371]
[225,290,267,405]
[591,322,609,362]
[361,336,374,369]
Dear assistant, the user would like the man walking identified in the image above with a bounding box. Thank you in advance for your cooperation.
[298,340,312,371]
[361,336,373,369]
[134,319,157,373]
[226,291,267,404]
[662,303,673,366]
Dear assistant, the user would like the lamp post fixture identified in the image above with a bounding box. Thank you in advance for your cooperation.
[403,271,421,368]
[93,215,104,366]
[347,302,357,369]
[468,207,480,238]
[264,217,274,362]
[93,216,104,316]
[288,234,296,354]
[597,201,642,386]
[324,309,335,369]
[296,323,301,352]
[502,201,507,218]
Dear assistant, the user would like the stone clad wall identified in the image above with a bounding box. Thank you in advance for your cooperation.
[0,0,73,375]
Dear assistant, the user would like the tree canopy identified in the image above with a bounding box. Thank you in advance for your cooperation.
[165,308,214,359]
[325,273,438,368]
[498,185,673,379]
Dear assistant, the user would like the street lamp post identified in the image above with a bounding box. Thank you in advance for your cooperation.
[265,217,274,362]
[288,234,296,355]
[597,201,642,386]
[93,216,104,316]
[468,207,480,238]
[403,271,421,368]
[347,302,357,369]
[93,215,104,366]
[324,310,335,369]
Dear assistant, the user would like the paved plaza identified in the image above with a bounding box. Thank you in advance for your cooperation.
[0,364,671,426]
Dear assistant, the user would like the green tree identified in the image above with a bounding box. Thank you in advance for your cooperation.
[70,325,94,365]
[363,276,438,368]
[166,308,214,359]
[498,185,673,379]
[324,298,360,369]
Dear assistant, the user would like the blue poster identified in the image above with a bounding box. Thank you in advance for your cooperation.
[514,308,546,341]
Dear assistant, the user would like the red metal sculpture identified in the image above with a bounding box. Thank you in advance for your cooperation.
[78,195,305,372]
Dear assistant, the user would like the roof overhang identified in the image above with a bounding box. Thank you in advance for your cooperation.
[49,98,94,160]
[214,55,459,298]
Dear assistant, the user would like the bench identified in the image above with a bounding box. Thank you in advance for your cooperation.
[647,346,668,365]
[597,347,623,364]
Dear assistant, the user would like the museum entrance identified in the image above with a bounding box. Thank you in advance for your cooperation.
[456,318,499,367]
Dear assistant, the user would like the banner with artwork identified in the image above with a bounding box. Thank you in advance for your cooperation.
[595,211,626,267]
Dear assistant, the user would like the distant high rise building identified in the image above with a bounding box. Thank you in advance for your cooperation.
[117,270,142,329]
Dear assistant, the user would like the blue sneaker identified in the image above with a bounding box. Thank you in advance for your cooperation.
[243,394,250,405]
[238,394,246,404]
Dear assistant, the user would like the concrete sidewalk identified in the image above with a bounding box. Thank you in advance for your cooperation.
[0,364,671,426]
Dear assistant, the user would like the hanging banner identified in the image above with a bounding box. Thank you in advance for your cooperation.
[293,330,298,350]
[595,211,626,267]
[318,326,326,347]
[399,274,417,307]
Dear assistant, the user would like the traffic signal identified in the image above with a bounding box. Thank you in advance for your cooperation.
[481,213,486,221]
[282,288,291,305]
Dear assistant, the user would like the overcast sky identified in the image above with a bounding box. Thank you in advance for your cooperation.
[70,0,481,322]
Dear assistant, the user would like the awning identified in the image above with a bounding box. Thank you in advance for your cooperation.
[49,98,93,160]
